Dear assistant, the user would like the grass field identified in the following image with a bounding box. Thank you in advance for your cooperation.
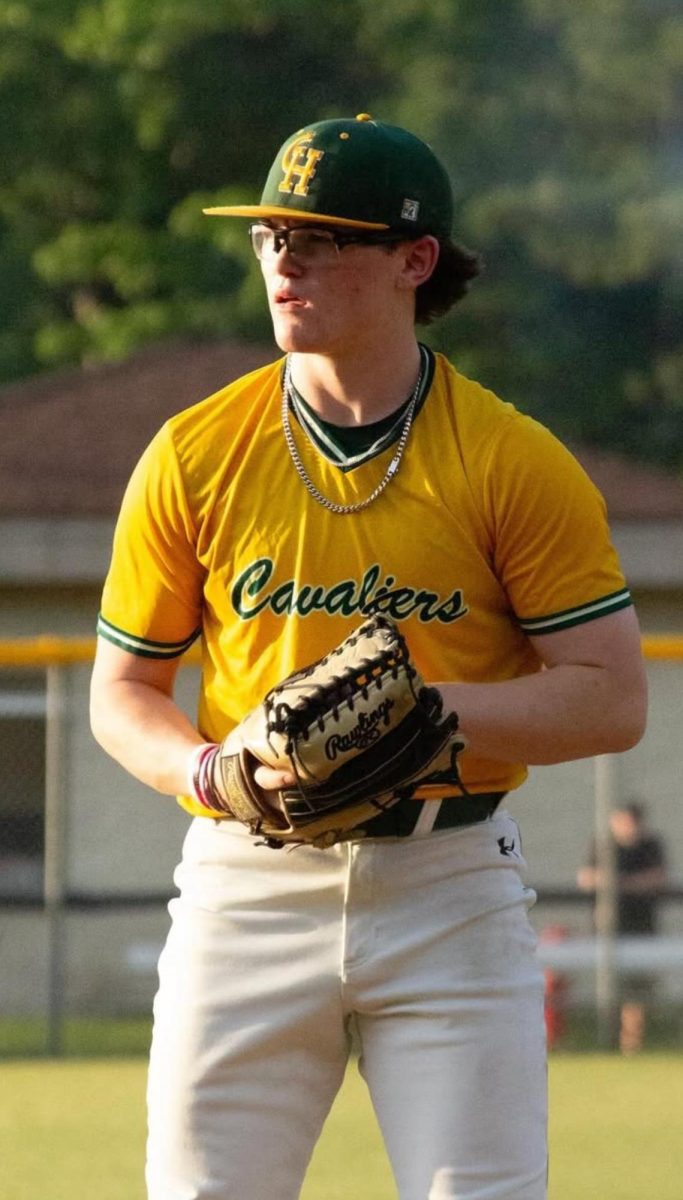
[2,1052,682,1199]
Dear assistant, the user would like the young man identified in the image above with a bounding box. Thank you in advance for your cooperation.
[90,114,647,1199]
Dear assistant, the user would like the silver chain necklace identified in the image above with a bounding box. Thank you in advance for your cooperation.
[281,350,425,515]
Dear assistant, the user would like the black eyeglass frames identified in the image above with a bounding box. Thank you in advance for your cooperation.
[248,224,406,264]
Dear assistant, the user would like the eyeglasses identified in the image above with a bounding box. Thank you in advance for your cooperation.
[248,223,405,265]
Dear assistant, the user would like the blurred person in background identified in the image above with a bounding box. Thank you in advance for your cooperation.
[577,801,668,1053]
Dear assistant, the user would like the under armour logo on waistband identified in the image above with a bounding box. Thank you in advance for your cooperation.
[498,836,516,857]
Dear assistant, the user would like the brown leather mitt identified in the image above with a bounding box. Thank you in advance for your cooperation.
[197,615,467,849]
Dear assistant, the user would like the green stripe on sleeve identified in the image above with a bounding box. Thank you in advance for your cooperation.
[96,614,200,659]
[517,589,633,636]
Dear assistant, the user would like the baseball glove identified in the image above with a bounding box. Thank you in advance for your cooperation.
[194,615,467,848]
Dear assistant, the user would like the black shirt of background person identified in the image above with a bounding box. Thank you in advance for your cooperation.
[587,834,666,934]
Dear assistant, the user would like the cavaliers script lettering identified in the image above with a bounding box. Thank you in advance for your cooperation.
[231,558,469,626]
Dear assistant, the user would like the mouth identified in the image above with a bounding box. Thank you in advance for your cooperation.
[273,288,307,308]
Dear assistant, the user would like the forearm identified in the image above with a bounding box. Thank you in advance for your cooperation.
[577,866,600,891]
[439,662,644,765]
[619,868,667,894]
[90,678,204,795]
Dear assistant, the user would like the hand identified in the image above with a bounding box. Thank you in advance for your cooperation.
[577,866,603,891]
[253,764,296,790]
[189,742,295,814]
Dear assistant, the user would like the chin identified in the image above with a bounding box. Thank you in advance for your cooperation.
[271,322,326,355]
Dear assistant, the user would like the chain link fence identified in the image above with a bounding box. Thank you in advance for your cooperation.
[0,667,46,901]
[1,637,682,1055]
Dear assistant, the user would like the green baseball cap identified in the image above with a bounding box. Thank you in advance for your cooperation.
[203,113,453,238]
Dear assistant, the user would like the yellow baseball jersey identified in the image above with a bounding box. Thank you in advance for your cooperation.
[98,351,632,817]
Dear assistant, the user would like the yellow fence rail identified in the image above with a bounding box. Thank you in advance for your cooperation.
[0,634,682,667]
[0,636,199,666]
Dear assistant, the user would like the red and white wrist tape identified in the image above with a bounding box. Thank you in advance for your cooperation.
[187,742,224,812]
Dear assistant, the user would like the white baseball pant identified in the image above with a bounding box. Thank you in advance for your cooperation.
[146,809,547,1200]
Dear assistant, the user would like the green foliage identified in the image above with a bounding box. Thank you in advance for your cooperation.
[0,0,680,468]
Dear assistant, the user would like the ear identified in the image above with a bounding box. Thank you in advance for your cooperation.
[397,235,440,290]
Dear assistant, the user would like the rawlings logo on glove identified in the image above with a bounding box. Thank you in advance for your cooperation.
[190,615,468,849]
[326,698,395,758]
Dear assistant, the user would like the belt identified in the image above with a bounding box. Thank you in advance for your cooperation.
[351,792,506,840]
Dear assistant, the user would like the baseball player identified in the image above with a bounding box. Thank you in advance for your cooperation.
[90,114,647,1199]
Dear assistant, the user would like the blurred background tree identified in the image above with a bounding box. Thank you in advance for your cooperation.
[0,0,680,468]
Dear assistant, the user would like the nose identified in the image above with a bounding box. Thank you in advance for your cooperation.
[270,241,303,275]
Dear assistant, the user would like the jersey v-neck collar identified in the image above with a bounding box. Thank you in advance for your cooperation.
[287,345,435,473]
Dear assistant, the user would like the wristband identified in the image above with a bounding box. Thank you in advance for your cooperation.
[187,743,226,812]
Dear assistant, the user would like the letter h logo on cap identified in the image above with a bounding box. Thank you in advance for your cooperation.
[278,133,325,197]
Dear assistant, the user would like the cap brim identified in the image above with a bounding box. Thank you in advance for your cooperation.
[202,204,389,230]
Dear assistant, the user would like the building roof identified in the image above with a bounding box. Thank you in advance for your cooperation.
[567,445,683,522]
[1,338,682,520]
[0,338,277,517]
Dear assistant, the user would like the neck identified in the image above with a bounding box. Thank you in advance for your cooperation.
[287,341,423,427]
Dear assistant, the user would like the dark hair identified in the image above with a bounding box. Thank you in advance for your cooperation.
[415,238,482,324]
[621,801,646,822]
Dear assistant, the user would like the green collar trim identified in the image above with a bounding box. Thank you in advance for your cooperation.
[288,345,434,472]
